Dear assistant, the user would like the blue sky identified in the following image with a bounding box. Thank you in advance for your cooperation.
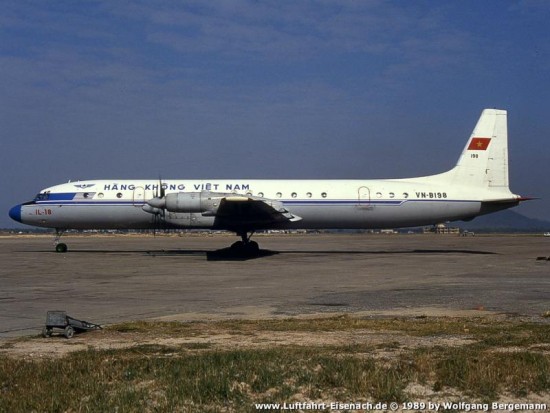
[2,0,549,228]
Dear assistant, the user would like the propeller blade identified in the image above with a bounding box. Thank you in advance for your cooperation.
[154,176,167,236]
[159,177,165,199]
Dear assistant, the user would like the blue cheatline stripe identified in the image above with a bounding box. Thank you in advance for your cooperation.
[33,198,480,207]
[285,200,404,206]
[41,193,78,201]
[37,201,141,206]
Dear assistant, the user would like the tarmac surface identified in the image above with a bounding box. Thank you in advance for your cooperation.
[1,233,549,339]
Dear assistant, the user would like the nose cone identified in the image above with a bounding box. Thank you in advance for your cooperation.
[9,205,22,223]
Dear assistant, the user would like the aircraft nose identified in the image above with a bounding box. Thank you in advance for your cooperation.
[9,205,22,223]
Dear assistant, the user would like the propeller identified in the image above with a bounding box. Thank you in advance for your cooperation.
[143,177,167,235]
[147,177,167,209]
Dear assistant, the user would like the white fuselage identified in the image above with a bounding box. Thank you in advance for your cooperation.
[9,110,523,235]
[15,178,491,231]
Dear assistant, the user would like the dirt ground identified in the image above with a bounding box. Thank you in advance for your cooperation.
[3,313,550,409]
[0,311,533,360]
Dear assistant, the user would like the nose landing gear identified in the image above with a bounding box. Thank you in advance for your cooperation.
[54,229,68,253]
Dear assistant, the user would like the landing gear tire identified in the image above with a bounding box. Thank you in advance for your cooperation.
[231,241,244,250]
[230,239,260,255]
[42,327,52,338]
[55,243,68,253]
[246,241,259,253]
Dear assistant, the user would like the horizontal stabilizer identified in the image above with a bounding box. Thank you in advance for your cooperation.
[482,196,536,204]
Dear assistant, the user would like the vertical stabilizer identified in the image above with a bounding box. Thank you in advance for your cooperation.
[446,109,509,189]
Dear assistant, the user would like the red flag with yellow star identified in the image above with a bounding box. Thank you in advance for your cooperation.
[467,137,491,150]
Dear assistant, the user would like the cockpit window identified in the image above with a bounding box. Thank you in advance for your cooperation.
[34,193,50,201]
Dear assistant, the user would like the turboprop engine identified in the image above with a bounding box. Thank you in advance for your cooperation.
[145,191,230,215]
[143,190,301,226]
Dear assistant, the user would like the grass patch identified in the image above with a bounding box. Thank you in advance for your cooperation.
[1,316,549,412]
[0,347,411,412]
[411,347,550,399]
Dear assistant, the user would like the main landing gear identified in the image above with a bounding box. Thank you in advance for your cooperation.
[230,231,260,255]
[206,230,276,261]
[54,229,68,253]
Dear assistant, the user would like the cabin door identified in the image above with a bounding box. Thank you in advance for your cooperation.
[357,186,372,209]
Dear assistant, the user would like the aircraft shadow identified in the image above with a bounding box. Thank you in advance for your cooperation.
[37,248,280,261]
[279,249,498,255]
[145,248,279,261]
[147,247,498,260]
[31,248,496,261]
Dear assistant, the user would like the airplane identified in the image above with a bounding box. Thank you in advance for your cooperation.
[9,109,528,254]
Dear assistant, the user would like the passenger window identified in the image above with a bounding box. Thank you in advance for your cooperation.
[321,192,327,198]
[116,193,123,198]
[276,192,282,198]
[306,192,312,198]
[291,192,297,198]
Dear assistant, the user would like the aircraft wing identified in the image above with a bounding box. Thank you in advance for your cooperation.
[212,196,301,231]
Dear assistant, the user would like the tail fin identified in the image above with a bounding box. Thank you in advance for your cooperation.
[444,109,510,190]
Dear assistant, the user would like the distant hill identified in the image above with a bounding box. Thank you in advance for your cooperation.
[454,210,550,232]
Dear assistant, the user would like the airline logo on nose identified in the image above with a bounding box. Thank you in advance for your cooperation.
[467,137,491,151]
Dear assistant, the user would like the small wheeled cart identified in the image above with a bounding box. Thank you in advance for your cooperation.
[42,311,102,339]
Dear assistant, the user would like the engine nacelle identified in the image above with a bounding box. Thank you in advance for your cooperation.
[164,191,232,214]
